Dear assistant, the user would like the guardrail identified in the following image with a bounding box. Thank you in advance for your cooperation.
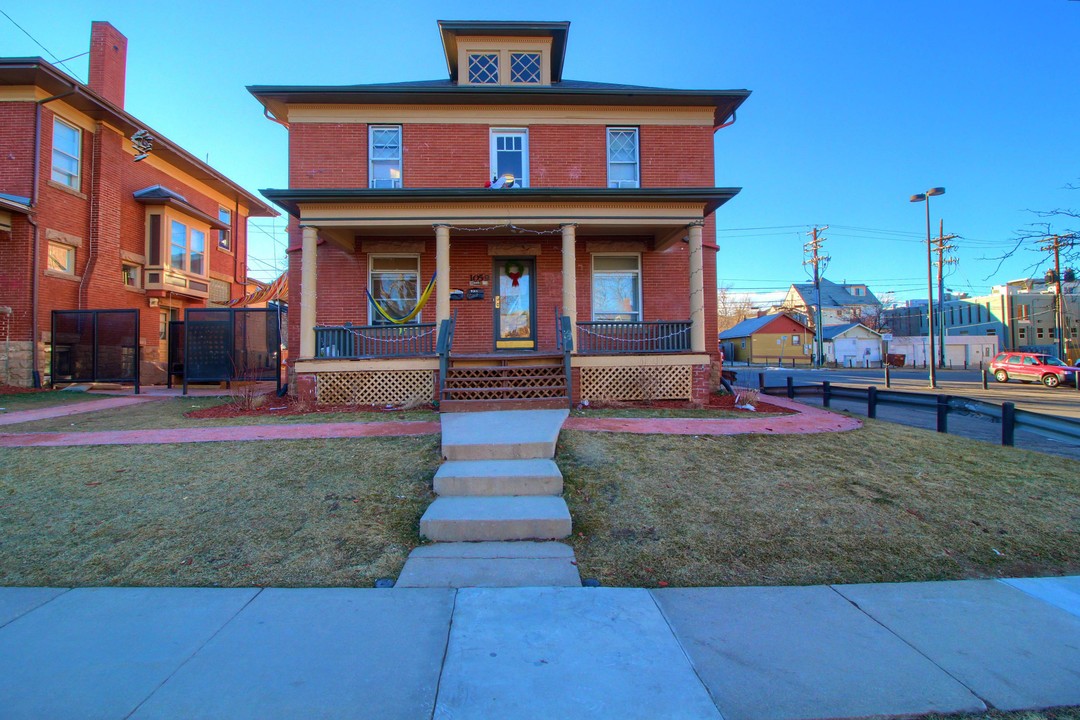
[315,323,436,359]
[758,375,1080,447]
[576,320,691,354]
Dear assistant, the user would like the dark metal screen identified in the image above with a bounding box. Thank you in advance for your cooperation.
[51,310,140,392]
[182,307,283,394]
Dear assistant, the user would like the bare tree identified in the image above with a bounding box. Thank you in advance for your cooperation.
[839,291,893,331]
[986,180,1079,280]
[717,285,755,332]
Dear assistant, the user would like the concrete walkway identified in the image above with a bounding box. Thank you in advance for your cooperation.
[0,576,1077,719]
[0,395,162,426]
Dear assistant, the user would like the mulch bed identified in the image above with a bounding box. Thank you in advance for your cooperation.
[0,384,49,395]
[185,391,793,419]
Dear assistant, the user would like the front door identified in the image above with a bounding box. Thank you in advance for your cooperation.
[493,258,536,350]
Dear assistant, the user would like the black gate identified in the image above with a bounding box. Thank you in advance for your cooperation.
[50,310,140,393]
[166,320,185,389]
[182,307,283,395]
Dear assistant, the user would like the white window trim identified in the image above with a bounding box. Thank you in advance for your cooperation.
[591,253,643,322]
[51,117,81,190]
[217,207,232,251]
[606,127,640,189]
[167,215,209,278]
[508,51,542,84]
[466,51,501,84]
[489,128,529,188]
[368,254,422,325]
[368,125,403,188]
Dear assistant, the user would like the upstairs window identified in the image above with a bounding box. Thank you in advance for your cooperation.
[169,219,206,275]
[592,255,642,322]
[369,126,402,188]
[468,54,500,84]
[607,128,639,188]
[510,53,541,83]
[491,129,528,188]
[51,118,81,189]
[369,256,420,325]
[218,207,231,250]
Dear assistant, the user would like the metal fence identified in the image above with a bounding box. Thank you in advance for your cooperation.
[314,323,437,358]
[182,307,283,394]
[50,310,140,392]
[760,376,1080,447]
[576,320,691,354]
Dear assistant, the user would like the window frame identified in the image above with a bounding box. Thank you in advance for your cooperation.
[489,128,529,188]
[47,241,76,275]
[467,52,501,84]
[369,125,403,188]
[368,254,422,326]
[167,216,209,277]
[591,253,643,322]
[217,207,232,251]
[51,117,81,190]
[121,262,142,289]
[509,52,542,84]
[606,127,640,189]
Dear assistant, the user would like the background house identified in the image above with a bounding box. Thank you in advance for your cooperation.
[780,279,882,328]
[719,313,811,365]
[251,20,749,407]
[821,322,882,366]
[0,22,275,387]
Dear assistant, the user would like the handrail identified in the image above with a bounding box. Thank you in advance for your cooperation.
[575,320,691,354]
[314,322,436,359]
[558,315,574,408]
[437,312,458,397]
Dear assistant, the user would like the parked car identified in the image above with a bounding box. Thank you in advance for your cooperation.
[989,351,1079,388]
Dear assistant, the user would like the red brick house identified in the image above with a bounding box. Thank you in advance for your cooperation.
[0,22,275,386]
[250,20,748,408]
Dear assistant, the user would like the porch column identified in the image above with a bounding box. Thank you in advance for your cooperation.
[435,224,450,329]
[299,225,318,359]
[560,223,578,335]
[688,220,706,353]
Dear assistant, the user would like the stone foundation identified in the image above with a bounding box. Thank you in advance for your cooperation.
[0,341,38,387]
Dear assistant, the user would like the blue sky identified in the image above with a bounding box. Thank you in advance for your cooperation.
[3,0,1078,303]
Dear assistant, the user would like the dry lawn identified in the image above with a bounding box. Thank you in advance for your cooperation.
[560,419,1080,588]
[0,390,108,413]
[0,436,440,587]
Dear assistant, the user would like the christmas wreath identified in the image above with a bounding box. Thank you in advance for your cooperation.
[504,260,524,287]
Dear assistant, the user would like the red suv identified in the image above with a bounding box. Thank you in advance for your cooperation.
[989,352,1079,388]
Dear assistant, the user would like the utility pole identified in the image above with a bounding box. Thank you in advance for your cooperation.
[933,219,958,369]
[1040,233,1077,359]
[804,226,829,368]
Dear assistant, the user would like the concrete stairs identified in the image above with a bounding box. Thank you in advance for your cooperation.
[398,409,580,588]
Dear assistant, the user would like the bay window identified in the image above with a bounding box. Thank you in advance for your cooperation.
[169,219,206,275]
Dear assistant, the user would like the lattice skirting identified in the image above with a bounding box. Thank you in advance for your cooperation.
[315,370,435,405]
[580,365,693,402]
[443,366,567,400]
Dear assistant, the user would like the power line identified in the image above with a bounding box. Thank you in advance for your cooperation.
[0,10,83,80]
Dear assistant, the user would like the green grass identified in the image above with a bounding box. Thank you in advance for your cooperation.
[559,418,1080,588]
[0,436,440,587]
[0,390,115,414]
[0,397,438,433]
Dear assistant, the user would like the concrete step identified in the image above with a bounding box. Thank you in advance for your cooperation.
[434,459,563,497]
[440,409,568,460]
[420,496,572,542]
[395,541,581,588]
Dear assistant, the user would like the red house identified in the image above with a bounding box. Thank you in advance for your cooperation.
[250,20,749,408]
[0,22,275,387]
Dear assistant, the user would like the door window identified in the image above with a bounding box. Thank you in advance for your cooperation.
[495,259,534,349]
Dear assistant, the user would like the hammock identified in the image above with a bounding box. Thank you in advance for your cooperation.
[366,272,437,325]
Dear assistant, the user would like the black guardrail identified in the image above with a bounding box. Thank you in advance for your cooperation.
[758,374,1080,447]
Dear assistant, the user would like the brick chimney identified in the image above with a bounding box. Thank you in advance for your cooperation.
[88,21,127,108]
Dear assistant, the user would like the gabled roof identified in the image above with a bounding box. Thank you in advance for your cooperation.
[789,278,880,309]
[0,58,275,218]
[821,323,881,341]
[719,313,810,339]
[438,20,570,82]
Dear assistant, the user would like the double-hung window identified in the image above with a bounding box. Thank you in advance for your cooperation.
[592,255,641,322]
[607,128,639,188]
[169,219,206,275]
[51,117,81,189]
[48,241,75,274]
[369,126,402,188]
[490,129,528,187]
[369,256,420,325]
[218,207,232,250]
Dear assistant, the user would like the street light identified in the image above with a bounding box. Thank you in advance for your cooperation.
[910,187,945,389]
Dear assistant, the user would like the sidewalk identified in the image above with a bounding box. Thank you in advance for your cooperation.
[1,576,1077,719]
[0,395,162,427]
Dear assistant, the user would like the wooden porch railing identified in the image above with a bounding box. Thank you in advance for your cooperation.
[314,323,437,359]
[575,320,692,354]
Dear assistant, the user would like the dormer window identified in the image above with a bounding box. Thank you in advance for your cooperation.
[510,53,541,83]
[468,53,500,84]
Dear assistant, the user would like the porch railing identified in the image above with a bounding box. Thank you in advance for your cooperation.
[576,320,692,354]
[314,323,437,359]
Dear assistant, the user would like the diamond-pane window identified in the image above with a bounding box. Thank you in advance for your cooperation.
[468,54,500,84]
[370,126,402,188]
[510,53,541,83]
[607,128,639,188]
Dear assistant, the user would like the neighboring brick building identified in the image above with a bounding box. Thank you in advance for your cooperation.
[249,20,749,406]
[0,22,275,386]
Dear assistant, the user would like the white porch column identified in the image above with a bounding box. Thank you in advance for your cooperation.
[435,224,450,329]
[688,220,706,353]
[299,225,318,359]
[560,223,578,341]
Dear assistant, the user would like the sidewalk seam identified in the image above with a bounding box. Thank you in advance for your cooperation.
[826,584,994,710]
[427,588,459,720]
[646,590,724,717]
[0,587,73,630]
[121,587,265,720]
